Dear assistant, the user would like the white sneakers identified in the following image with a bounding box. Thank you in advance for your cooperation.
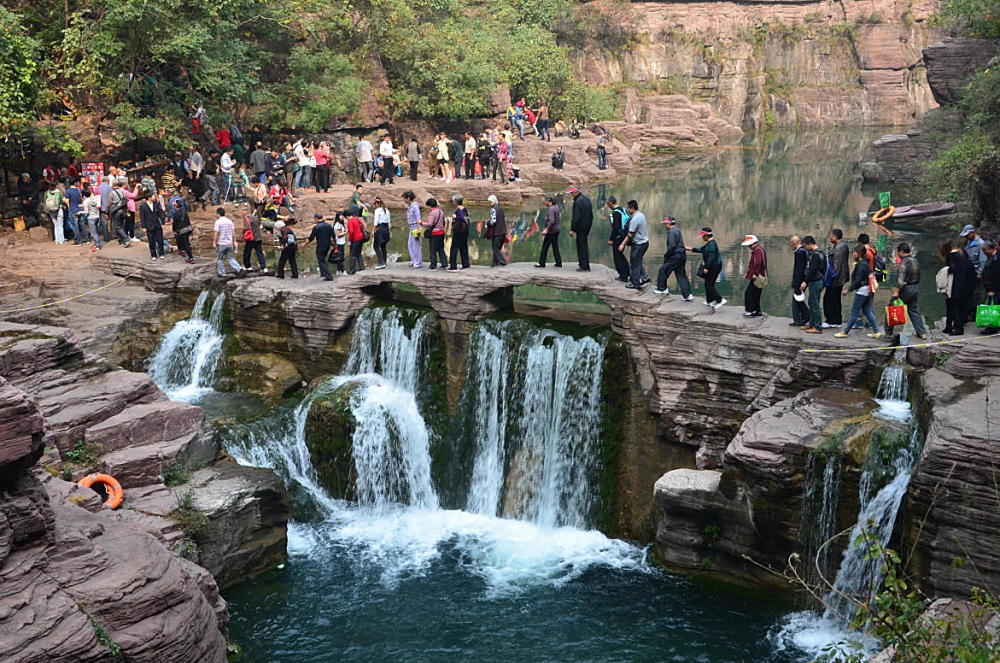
[683,295,695,302]
[653,289,668,295]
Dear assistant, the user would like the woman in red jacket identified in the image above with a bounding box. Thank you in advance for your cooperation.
[420,198,448,270]
[347,212,366,274]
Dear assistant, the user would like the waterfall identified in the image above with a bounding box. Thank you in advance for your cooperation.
[147,291,226,402]
[346,306,430,393]
[461,320,606,529]
[800,449,843,586]
[773,364,923,657]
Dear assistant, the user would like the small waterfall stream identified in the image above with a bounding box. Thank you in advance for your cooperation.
[147,291,226,402]
[775,363,924,658]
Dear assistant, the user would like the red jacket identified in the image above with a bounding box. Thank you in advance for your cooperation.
[216,128,231,148]
[347,216,365,242]
[745,243,767,279]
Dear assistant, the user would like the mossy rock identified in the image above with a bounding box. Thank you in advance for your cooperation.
[304,381,362,499]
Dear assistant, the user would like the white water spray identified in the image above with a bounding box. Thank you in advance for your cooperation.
[147,291,226,402]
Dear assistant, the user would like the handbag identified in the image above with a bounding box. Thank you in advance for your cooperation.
[484,224,495,240]
[868,274,880,294]
[885,298,908,327]
[177,225,194,236]
[976,298,1000,328]
[935,266,953,297]
[752,274,768,289]
[361,229,371,242]
[243,227,254,241]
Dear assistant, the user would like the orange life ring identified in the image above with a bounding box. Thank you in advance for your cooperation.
[872,206,895,223]
[77,473,124,509]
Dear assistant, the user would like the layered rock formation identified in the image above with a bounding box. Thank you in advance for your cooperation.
[576,0,940,130]
[0,321,292,661]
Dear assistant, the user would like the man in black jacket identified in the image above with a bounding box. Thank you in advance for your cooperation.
[605,197,629,281]
[824,228,850,328]
[305,212,335,280]
[789,235,808,326]
[801,235,826,333]
[139,196,166,261]
[567,186,592,271]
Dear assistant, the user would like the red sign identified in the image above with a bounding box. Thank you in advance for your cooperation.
[81,162,104,188]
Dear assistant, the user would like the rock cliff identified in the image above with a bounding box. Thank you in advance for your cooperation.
[0,321,292,661]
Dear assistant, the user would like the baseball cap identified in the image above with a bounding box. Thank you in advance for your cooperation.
[697,227,713,238]
[661,216,676,225]
[566,186,580,194]
[960,224,976,237]
[741,234,759,246]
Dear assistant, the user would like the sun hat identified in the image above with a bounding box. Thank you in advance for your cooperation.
[566,186,580,194]
[697,227,713,238]
[960,224,976,237]
[741,234,759,246]
[661,216,676,225]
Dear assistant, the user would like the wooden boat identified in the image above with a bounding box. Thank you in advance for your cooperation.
[889,202,955,219]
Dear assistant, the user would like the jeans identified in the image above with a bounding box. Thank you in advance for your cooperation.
[71,212,88,242]
[277,246,298,278]
[514,117,525,139]
[844,292,880,334]
[111,210,130,244]
[657,253,691,296]
[243,240,266,270]
[807,280,824,329]
[537,119,550,140]
[216,245,242,275]
[538,232,562,267]
[300,165,312,189]
[360,161,374,183]
[629,242,649,286]
[201,175,220,204]
[744,281,762,313]
[888,283,926,337]
[348,240,364,273]
[407,228,423,267]
[450,228,470,269]
[597,146,607,170]
[575,230,590,270]
[87,217,101,248]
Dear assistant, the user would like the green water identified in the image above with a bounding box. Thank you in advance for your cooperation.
[252,129,949,323]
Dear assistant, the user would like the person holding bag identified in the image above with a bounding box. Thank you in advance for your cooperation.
[421,198,448,270]
[742,235,766,317]
[940,240,976,336]
[689,227,724,308]
[448,195,471,271]
[976,241,1000,334]
[886,243,926,339]
[241,211,268,273]
[171,199,196,264]
[834,245,882,339]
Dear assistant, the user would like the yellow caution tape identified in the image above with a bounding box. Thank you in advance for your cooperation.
[801,334,991,354]
[0,269,143,315]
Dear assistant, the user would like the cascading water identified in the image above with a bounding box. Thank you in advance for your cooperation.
[800,449,843,587]
[460,320,606,528]
[147,291,226,402]
[774,364,924,658]
[222,307,645,596]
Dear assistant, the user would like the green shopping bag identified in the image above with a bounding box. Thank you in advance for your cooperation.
[875,233,887,252]
[975,302,1000,328]
[878,191,891,209]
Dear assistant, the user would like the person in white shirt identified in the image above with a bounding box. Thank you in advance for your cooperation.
[220,148,236,203]
[356,138,374,183]
[83,189,102,251]
[188,145,204,199]
[463,132,477,179]
[212,207,245,277]
[378,136,395,185]
[372,197,391,269]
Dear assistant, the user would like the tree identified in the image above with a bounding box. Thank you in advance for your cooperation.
[0,7,40,139]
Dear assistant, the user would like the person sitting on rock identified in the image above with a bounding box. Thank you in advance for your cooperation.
[551,147,565,171]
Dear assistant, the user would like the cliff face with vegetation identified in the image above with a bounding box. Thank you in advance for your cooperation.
[575,0,941,130]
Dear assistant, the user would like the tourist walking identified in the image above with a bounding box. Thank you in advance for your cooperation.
[620,200,649,290]
[596,131,609,170]
[887,243,926,339]
[140,196,165,261]
[960,224,985,321]
[66,179,86,244]
[378,135,395,184]
[171,199,195,264]
[44,184,65,244]
[742,235,766,317]
[404,191,423,268]
[241,211,268,273]
[201,150,221,206]
[449,195,471,271]
[347,212,366,274]
[535,195,562,268]
[213,207,245,276]
[801,235,825,333]
[486,195,508,267]
[372,197,390,269]
[654,217,692,299]
[306,213,335,280]
[789,236,808,326]
[314,141,331,192]
[249,142,268,184]
[940,240,976,335]
[84,189,102,251]
[834,245,882,339]
[421,198,447,270]
[406,137,421,181]
[537,101,551,141]
[691,227,724,307]
[277,217,298,279]
[567,186,592,271]
[357,137,374,182]
[108,179,131,246]
[331,213,348,274]
[824,229,850,328]
[606,197,630,281]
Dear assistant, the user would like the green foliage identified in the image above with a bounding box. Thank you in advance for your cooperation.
[0,7,40,138]
[65,440,100,468]
[556,81,618,122]
[934,0,1000,39]
[89,616,123,661]
[162,460,204,487]
[174,490,208,537]
[35,123,84,159]
[273,47,364,131]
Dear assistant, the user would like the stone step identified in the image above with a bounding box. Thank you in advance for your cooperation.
[98,426,216,489]
[86,401,204,455]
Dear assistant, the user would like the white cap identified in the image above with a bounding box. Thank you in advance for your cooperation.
[741,234,759,246]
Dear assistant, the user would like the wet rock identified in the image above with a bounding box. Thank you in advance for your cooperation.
[304,381,361,498]
[924,38,999,105]
[227,352,302,399]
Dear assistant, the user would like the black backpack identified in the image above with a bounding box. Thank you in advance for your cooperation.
[873,253,888,283]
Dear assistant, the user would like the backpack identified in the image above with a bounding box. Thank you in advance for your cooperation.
[872,253,888,283]
[822,254,836,287]
[612,207,630,234]
[45,189,61,212]
[229,123,244,145]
